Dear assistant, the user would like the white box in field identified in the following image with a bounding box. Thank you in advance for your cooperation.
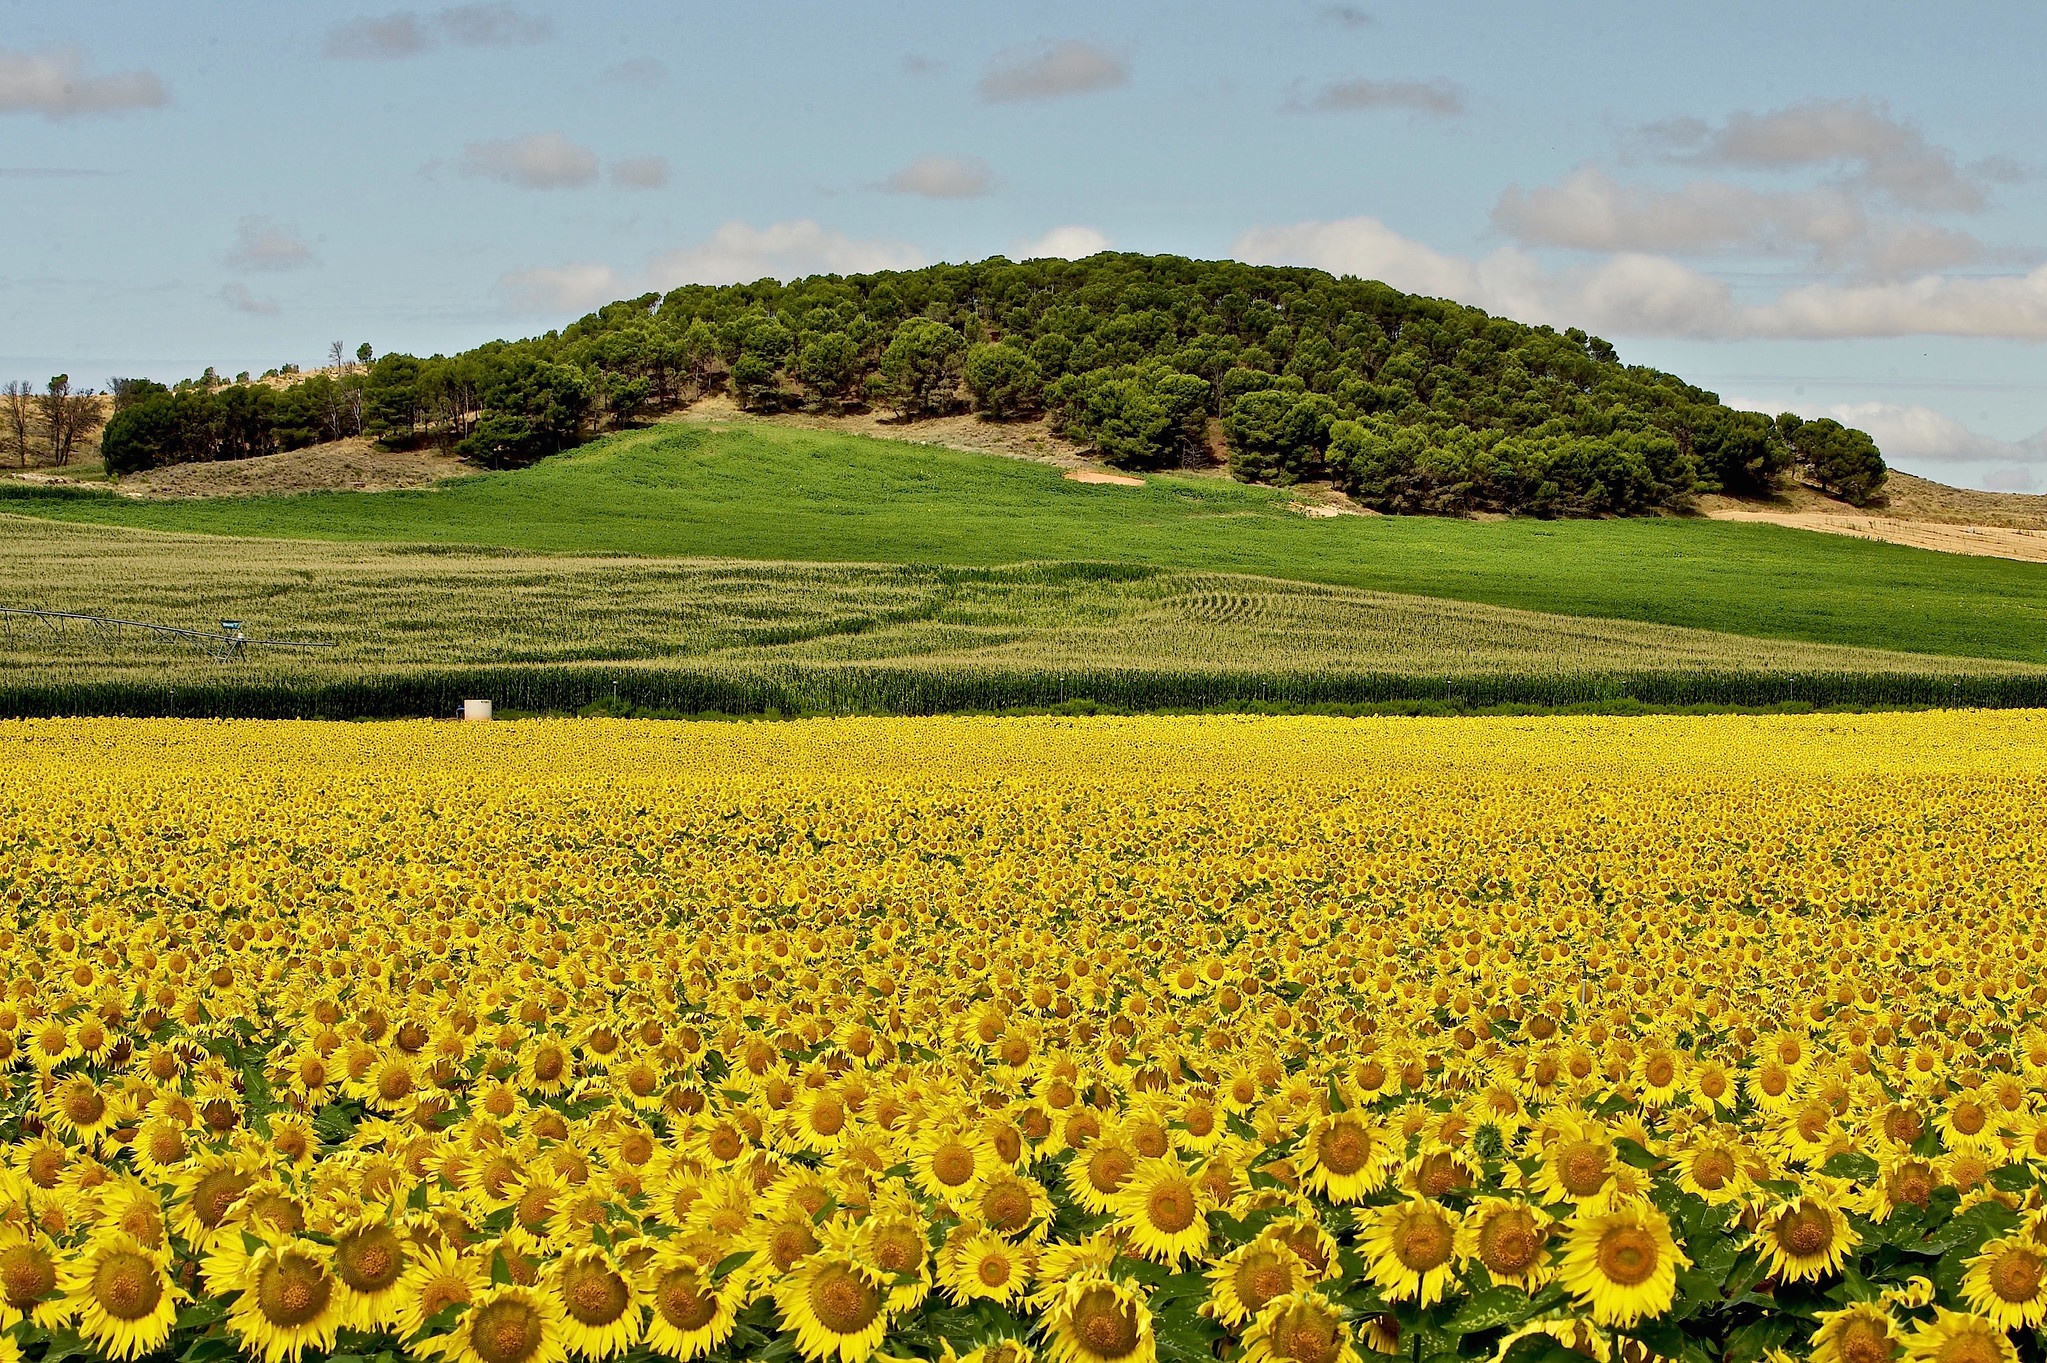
[462,699,493,722]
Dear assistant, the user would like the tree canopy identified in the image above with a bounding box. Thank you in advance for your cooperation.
[92,252,1886,513]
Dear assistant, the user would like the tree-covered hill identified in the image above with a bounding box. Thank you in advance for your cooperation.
[99,253,1887,515]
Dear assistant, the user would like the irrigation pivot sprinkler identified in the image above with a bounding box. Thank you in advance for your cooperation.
[0,608,334,663]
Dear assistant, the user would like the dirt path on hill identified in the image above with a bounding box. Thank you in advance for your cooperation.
[1701,508,2047,563]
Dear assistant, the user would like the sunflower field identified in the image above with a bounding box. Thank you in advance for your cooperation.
[3,714,2046,1363]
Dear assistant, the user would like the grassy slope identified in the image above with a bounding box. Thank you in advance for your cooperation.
[12,515,2025,684]
[6,420,2047,664]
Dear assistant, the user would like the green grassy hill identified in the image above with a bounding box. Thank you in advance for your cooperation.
[7,419,2046,672]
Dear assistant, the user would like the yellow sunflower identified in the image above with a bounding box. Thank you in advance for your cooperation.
[974,1171,1054,1242]
[1064,1132,1142,1216]
[1297,1112,1394,1203]
[638,1247,740,1362]
[60,1232,180,1362]
[1239,1291,1362,1363]
[773,1248,893,1363]
[847,1210,931,1312]
[547,1245,645,1360]
[1755,1195,1858,1284]
[1045,1274,1156,1363]
[1902,1309,2019,1363]
[1531,1119,1617,1209]
[939,1226,1033,1307]
[1360,1199,1460,1307]
[1455,1198,1554,1292]
[391,1243,485,1343]
[1112,1158,1210,1266]
[226,1241,346,1363]
[331,1216,411,1330]
[1674,1135,1753,1205]
[0,1224,65,1330]
[1202,1238,1308,1329]
[1811,1301,1902,1363]
[443,1283,571,1363]
[1556,1201,1687,1328]
[912,1126,993,1202]
[170,1154,258,1249]
[1961,1234,2047,1330]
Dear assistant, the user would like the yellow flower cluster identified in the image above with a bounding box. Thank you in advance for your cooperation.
[2,714,2046,1363]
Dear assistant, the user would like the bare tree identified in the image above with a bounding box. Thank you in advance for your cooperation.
[36,376,71,466]
[61,388,105,465]
[2,382,31,468]
[329,340,347,372]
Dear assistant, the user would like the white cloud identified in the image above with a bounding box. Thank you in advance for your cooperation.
[882,154,994,199]
[1983,467,2037,492]
[0,46,167,118]
[437,3,551,47]
[1642,98,1991,213]
[609,156,667,190]
[1493,167,1865,257]
[220,283,280,316]
[978,40,1128,102]
[606,58,665,86]
[226,216,314,271]
[1796,402,2020,463]
[1855,222,2000,278]
[1494,166,2018,281]
[325,5,549,59]
[455,132,599,189]
[1016,226,1112,260]
[1724,397,2047,480]
[1292,76,1464,116]
[648,221,924,287]
[1235,213,2047,341]
[503,221,927,315]
[1754,268,2047,340]
[324,15,431,60]
[500,263,622,313]
[1234,216,1549,316]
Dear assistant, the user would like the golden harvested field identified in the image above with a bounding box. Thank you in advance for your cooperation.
[4,713,2047,1363]
[6,516,2044,723]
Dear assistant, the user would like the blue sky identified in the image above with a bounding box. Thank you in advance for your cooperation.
[5,0,2044,489]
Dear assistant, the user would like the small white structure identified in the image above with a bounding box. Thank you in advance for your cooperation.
[462,699,493,722]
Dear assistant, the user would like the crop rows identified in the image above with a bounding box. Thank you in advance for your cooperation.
[2,713,2045,1363]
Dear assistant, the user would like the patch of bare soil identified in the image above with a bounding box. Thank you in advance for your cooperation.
[675,396,1236,482]
[1698,472,2047,562]
[1702,508,2047,563]
[1063,469,1144,487]
[115,439,474,499]
[1282,482,1374,518]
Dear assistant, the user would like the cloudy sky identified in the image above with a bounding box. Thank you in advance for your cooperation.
[5,0,2044,489]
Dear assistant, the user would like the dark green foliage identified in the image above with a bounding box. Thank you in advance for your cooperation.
[796,332,861,410]
[1224,388,1337,483]
[108,377,169,414]
[1327,420,1692,517]
[871,319,966,417]
[1688,407,1790,496]
[962,342,1044,419]
[4,662,2044,721]
[100,396,185,474]
[456,357,591,468]
[91,252,1885,517]
[604,375,653,426]
[363,354,425,444]
[1778,414,1888,505]
[1050,361,1211,468]
[101,385,278,473]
